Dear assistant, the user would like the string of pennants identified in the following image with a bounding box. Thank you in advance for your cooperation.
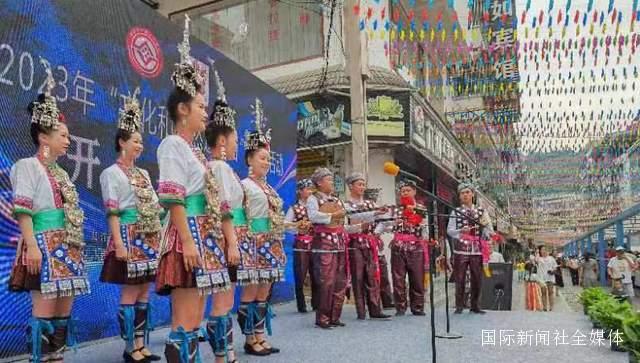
[357,0,640,83]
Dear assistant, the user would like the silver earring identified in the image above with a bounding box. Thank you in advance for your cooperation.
[220,146,227,161]
[182,119,187,127]
[122,149,127,158]
[43,145,50,159]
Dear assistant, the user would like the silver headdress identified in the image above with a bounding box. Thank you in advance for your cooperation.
[457,180,476,194]
[31,59,62,129]
[117,88,142,133]
[244,98,272,151]
[171,15,203,97]
[297,178,314,190]
[209,58,236,129]
[310,167,332,185]
[397,179,417,190]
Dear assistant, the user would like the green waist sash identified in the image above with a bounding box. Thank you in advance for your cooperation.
[119,209,138,224]
[250,218,271,233]
[231,208,247,226]
[185,194,206,217]
[32,209,65,234]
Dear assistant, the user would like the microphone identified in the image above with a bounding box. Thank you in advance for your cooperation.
[383,161,424,182]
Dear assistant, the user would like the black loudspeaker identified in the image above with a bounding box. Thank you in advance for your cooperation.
[480,263,513,311]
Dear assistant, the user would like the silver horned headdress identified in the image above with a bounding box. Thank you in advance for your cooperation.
[209,58,236,129]
[117,88,142,133]
[31,59,62,129]
[244,98,272,151]
[171,15,203,97]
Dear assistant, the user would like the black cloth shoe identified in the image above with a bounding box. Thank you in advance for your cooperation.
[329,320,346,327]
[395,310,406,316]
[123,348,148,363]
[370,314,392,320]
[470,309,486,314]
[140,347,161,361]
[412,310,426,316]
[315,322,333,330]
[244,342,271,356]
[258,340,280,354]
[454,308,464,314]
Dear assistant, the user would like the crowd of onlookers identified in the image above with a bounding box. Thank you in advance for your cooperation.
[514,245,639,311]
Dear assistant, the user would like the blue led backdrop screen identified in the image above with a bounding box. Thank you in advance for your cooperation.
[0,0,297,357]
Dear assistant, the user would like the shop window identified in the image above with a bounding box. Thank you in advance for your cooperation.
[171,0,324,70]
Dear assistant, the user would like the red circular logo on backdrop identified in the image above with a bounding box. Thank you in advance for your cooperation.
[126,27,163,78]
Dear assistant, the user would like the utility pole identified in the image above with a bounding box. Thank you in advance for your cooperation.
[344,0,369,176]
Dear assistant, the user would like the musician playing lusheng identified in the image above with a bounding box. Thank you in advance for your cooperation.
[343,172,392,321]
[389,179,429,316]
[284,179,317,313]
[447,182,494,314]
[306,168,359,329]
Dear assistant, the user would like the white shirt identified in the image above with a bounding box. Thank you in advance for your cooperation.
[608,256,635,284]
[446,205,494,241]
[241,178,272,219]
[536,256,558,283]
[306,193,332,225]
[99,164,157,213]
[157,135,206,203]
[489,251,505,263]
[209,160,244,210]
[305,192,361,233]
[11,157,61,214]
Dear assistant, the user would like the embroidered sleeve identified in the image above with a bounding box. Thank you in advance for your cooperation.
[157,138,187,206]
[99,168,120,216]
[10,160,36,217]
[210,162,232,220]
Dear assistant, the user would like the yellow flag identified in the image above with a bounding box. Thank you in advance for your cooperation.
[602,24,607,35]
[535,27,539,38]
[430,28,435,42]
[525,27,529,38]
[561,27,566,38]
[380,29,386,40]
[400,30,406,41]
[576,25,580,36]
[454,28,458,42]
[589,23,594,35]
[409,30,414,41]
[390,29,396,40]
[419,29,425,41]
[441,29,446,42]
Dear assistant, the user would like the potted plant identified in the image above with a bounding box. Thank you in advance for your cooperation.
[588,296,617,330]
[578,287,608,315]
[622,315,640,362]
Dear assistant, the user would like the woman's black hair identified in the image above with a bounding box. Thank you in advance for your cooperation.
[244,141,269,166]
[114,129,134,152]
[205,101,235,148]
[28,94,54,146]
[166,85,201,123]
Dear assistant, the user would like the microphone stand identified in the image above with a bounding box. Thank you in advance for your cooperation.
[431,199,462,342]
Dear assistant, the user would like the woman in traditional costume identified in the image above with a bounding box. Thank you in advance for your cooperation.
[201,63,243,362]
[155,16,231,363]
[99,89,162,363]
[236,99,286,356]
[9,65,89,363]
